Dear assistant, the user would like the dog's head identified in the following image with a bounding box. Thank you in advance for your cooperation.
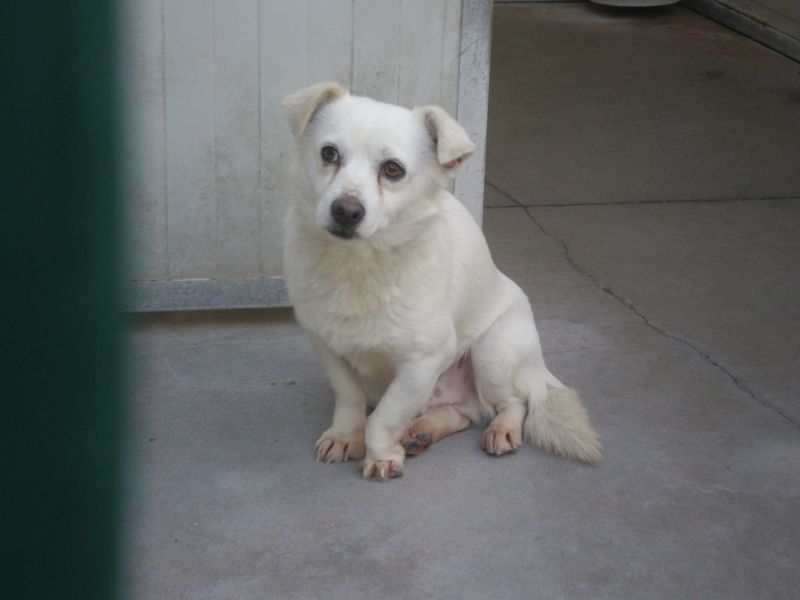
[283,82,475,241]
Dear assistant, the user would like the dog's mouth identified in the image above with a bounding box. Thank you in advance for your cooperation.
[327,225,359,240]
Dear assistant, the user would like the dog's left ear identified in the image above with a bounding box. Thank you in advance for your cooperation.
[414,105,476,173]
[283,81,348,138]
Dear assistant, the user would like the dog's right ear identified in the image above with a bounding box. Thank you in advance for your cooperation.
[414,105,476,174]
[282,82,348,138]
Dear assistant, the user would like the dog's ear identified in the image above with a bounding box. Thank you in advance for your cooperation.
[414,105,476,173]
[282,82,348,138]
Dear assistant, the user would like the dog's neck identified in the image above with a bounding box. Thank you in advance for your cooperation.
[287,197,443,318]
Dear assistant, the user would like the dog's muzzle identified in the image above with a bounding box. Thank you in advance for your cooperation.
[328,196,365,239]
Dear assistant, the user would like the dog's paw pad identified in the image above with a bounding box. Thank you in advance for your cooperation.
[402,431,433,457]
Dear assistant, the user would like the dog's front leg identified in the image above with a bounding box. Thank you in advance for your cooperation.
[309,334,368,463]
[362,358,443,481]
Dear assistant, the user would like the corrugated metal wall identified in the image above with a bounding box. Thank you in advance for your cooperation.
[121,0,475,310]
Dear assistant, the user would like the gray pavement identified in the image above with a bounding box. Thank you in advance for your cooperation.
[125,4,800,599]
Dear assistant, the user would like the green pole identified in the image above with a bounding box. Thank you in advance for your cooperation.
[1,2,122,599]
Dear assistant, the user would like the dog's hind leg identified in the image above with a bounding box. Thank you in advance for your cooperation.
[481,398,526,456]
[401,406,471,456]
[471,289,602,464]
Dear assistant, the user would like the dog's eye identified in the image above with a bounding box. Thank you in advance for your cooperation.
[382,160,405,180]
[321,145,339,164]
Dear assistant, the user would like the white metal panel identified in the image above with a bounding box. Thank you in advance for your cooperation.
[440,0,463,117]
[214,0,262,277]
[352,0,401,102]
[455,0,493,224]
[163,0,216,278]
[308,0,354,87]
[398,0,447,110]
[260,1,309,279]
[124,0,488,310]
[120,0,167,280]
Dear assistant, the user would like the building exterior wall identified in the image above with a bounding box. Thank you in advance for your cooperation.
[122,0,489,311]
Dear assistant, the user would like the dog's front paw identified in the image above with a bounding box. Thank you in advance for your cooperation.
[315,428,365,463]
[361,447,405,481]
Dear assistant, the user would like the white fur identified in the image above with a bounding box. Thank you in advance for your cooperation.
[282,83,601,480]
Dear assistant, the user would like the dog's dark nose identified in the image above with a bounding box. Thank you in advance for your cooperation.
[330,197,365,228]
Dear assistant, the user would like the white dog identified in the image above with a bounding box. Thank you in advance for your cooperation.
[282,82,601,481]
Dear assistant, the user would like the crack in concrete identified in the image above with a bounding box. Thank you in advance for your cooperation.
[484,179,800,430]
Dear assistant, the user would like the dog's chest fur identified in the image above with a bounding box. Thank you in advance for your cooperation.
[286,219,446,368]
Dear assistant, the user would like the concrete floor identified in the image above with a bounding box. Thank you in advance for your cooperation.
[125,4,800,599]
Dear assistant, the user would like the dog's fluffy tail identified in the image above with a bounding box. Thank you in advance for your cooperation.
[524,385,602,465]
